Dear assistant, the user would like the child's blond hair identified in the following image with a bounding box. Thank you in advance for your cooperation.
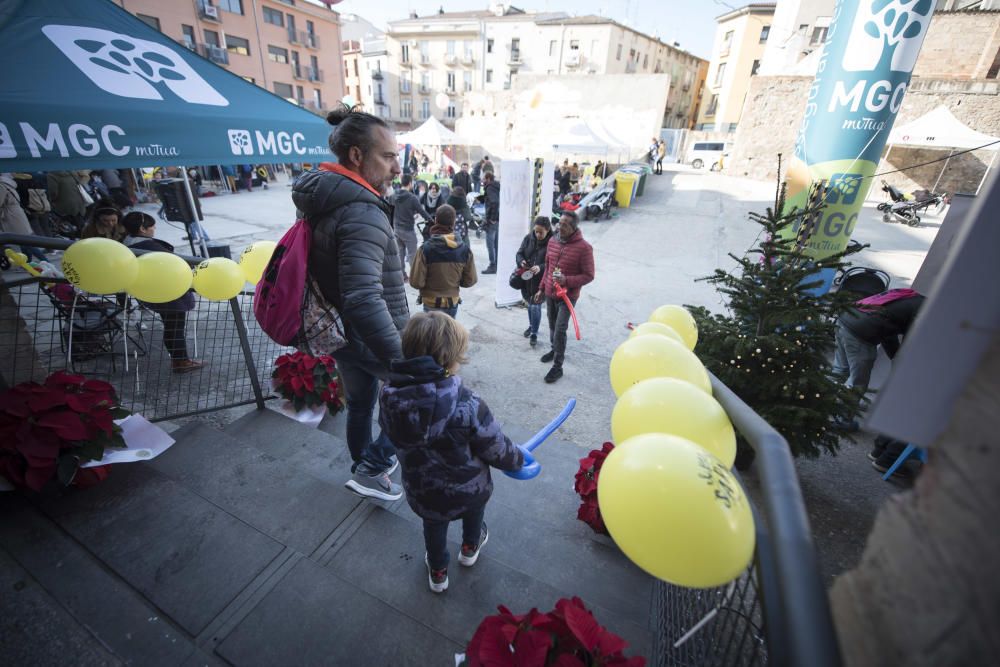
[401,311,469,373]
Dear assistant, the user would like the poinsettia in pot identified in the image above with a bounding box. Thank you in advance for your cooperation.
[271,351,344,428]
[0,371,130,491]
[574,442,615,536]
[461,596,645,666]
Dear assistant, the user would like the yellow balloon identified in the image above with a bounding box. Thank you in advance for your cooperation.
[238,241,277,284]
[191,258,244,301]
[629,321,684,345]
[61,238,138,295]
[598,433,755,588]
[127,252,193,303]
[612,377,736,466]
[609,334,710,397]
[649,305,698,351]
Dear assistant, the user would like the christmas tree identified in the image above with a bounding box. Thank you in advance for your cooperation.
[687,167,866,461]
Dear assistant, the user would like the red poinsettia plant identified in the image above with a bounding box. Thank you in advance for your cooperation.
[463,596,645,667]
[272,351,344,413]
[574,442,615,536]
[0,371,130,491]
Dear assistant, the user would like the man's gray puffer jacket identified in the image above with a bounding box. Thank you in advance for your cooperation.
[292,168,409,366]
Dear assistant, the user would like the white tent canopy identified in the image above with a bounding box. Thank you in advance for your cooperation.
[884,105,1000,193]
[888,106,1000,150]
[551,119,630,156]
[396,116,474,146]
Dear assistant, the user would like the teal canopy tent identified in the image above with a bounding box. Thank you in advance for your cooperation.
[0,0,333,172]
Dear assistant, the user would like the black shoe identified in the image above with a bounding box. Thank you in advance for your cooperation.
[523,328,532,338]
[540,350,555,363]
[544,366,563,383]
[872,459,916,480]
[529,334,537,347]
[482,265,496,274]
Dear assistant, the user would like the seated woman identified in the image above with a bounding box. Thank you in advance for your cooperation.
[121,211,205,374]
[81,201,127,241]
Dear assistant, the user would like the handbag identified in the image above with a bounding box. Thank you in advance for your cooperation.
[298,276,348,356]
[508,268,523,290]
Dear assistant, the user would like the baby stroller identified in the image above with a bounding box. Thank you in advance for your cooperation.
[581,189,614,221]
[876,179,947,227]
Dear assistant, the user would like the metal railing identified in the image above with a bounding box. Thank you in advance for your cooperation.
[0,234,288,422]
[198,43,229,65]
[306,66,323,82]
[652,372,840,667]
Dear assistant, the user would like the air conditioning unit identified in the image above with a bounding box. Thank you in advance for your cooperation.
[203,4,219,20]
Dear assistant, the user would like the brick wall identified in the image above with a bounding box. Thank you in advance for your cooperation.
[912,10,1000,80]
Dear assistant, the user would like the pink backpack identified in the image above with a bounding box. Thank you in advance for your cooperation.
[857,288,919,310]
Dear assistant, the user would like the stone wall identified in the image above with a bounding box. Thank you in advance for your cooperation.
[725,76,1000,196]
[913,10,1000,80]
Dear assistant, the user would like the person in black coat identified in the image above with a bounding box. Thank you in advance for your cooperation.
[444,185,472,245]
[481,172,501,273]
[452,162,472,194]
[121,211,204,374]
[293,108,408,502]
[515,216,552,347]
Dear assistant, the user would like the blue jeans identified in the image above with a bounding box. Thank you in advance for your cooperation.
[331,340,397,474]
[832,322,877,390]
[527,302,542,335]
[423,502,486,570]
[423,305,458,318]
[485,222,498,267]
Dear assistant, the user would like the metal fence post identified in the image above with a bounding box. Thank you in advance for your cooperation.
[229,297,266,410]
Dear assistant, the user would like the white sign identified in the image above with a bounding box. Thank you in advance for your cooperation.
[496,159,533,307]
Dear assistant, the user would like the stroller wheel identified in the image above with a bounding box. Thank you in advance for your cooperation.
[882,212,892,223]
[876,203,888,212]
[907,215,921,227]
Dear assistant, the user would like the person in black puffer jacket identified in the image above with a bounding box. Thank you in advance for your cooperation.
[379,312,523,593]
[515,216,552,347]
[292,107,408,502]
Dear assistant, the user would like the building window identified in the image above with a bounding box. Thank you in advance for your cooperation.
[273,82,293,99]
[706,94,718,116]
[549,40,557,56]
[798,23,810,34]
[721,30,734,53]
[295,84,304,102]
[714,62,726,86]
[570,40,579,51]
[204,30,221,47]
[447,71,456,91]
[217,0,243,15]
[810,26,828,46]
[486,69,493,83]
[421,99,430,119]
[344,61,349,77]
[354,59,359,76]
[402,99,412,118]
[275,0,294,5]
[268,45,289,64]
[511,37,520,59]
[463,70,472,91]
[226,35,250,56]
[401,71,411,93]
[420,72,431,91]
[616,44,622,60]
[263,7,284,27]
[447,103,456,118]
[181,24,196,49]
[751,59,760,76]
[419,41,429,62]
[447,40,455,55]
[759,25,770,43]
[487,38,494,53]
[401,43,410,62]
[314,89,323,108]
[643,53,648,69]
[136,13,160,31]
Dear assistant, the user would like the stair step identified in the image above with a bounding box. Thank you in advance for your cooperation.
[324,507,652,658]
[215,557,462,666]
[151,420,361,555]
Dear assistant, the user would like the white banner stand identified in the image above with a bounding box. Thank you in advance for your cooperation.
[495,159,533,307]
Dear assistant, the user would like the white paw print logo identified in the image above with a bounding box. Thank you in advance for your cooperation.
[842,0,932,73]
[42,24,228,106]
[0,123,15,159]
[228,130,253,155]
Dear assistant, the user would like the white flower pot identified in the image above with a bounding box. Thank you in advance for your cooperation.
[278,400,327,428]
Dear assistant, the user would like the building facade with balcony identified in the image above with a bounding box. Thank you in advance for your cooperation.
[340,13,392,120]
[115,0,344,115]
[695,3,775,133]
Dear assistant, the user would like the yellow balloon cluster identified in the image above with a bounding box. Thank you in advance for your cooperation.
[62,238,138,295]
[128,253,193,303]
[601,304,754,588]
[238,241,277,284]
[192,258,245,301]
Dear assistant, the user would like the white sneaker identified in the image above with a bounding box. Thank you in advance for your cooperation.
[344,470,403,501]
[425,554,449,593]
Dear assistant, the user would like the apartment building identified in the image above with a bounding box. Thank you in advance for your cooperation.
[340,13,391,119]
[381,4,708,131]
[115,0,344,114]
[696,3,776,133]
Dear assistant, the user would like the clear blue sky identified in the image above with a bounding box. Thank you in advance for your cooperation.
[329,0,736,59]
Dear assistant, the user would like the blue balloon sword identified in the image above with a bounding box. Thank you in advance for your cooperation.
[505,398,577,480]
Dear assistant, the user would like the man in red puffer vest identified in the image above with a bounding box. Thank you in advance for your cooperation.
[533,211,595,383]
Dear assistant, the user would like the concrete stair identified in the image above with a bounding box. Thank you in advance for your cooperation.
[0,407,654,665]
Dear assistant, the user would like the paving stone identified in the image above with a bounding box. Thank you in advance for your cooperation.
[0,495,197,665]
[152,421,361,554]
[35,465,284,636]
[325,507,652,659]
[216,557,462,666]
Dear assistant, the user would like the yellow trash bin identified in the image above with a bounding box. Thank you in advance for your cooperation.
[615,173,639,208]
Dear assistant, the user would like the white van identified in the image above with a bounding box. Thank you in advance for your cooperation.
[686,141,730,170]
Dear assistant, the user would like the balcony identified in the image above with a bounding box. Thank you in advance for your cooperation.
[399,81,412,93]
[507,49,522,66]
[307,66,323,83]
[400,58,414,68]
[196,0,221,22]
[291,64,304,80]
[565,52,581,68]
[306,32,319,49]
[418,84,430,95]
[371,70,384,81]
[445,87,457,96]
[444,54,458,65]
[461,53,475,66]
[198,43,229,65]
[374,96,387,107]
[419,54,431,66]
